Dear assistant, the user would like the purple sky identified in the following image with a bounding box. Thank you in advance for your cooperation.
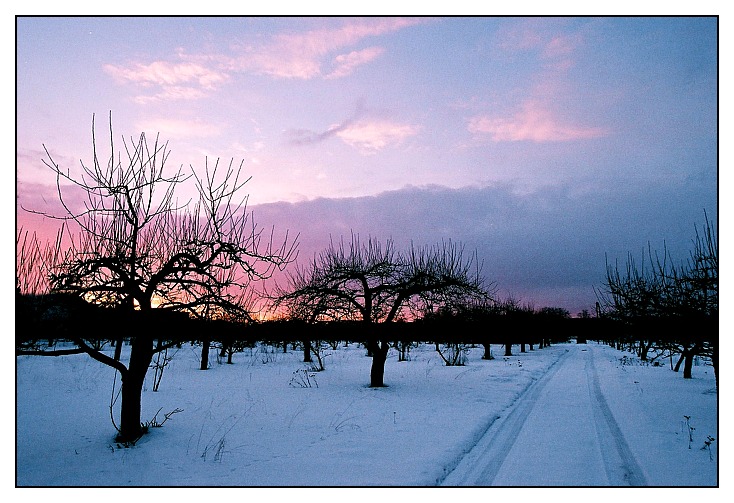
[15,16,718,315]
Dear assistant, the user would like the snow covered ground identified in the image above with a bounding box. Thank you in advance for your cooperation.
[16,339,718,489]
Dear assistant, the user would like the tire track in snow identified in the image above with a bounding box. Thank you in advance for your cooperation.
[439,347,573,486]
[585,347,648,486]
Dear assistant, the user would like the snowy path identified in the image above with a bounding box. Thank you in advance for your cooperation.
[441,344,647,486]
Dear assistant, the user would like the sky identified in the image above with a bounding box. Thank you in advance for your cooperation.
[14,15,719,316]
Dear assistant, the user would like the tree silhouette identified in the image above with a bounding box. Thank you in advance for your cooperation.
[275,234,491,387]
[20,114,298,442]
[598,213,717,384]
[16,225,66,297]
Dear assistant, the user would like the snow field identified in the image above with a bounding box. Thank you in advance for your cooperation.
[16,339,717,488]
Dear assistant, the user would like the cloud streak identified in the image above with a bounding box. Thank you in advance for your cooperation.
[285,107,420,153]
[469,20,606,143]
[104,60,227,88]
[104,60,229,103]
[103,18,423,104]
[237,18,423,80]
[325,46,385,79]
[336,120,420,152]
[468,100,608,142]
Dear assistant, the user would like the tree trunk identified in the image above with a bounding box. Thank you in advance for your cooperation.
[504,342,512,357]
[683,349,694,379]
[712,342,718,388]
[113,337,123,361]
[674,352,685,372]
[303,339,312,363]
[369,340,389,387]
[639,340,650,361]
[200,337,210,370]
[520,343,526,353]
[482,343,493,360]
[398,341,408,362]
[117,337,154,443]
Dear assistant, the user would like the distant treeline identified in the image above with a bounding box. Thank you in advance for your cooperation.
[18,292,714,352]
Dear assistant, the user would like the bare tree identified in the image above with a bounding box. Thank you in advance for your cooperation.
[274,288,335,363]
[275,234,491,387]
[597,213,717,384]
[16,226,70,350]
[16,225,68,297]
[19,114,297,442]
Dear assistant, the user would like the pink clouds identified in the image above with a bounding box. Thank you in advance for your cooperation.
[497,18,579,55]
[285,112,420,153]
[235,17,423,79]
[335,119,420,152]
[468,100,608,143]
[469,19,605,143]
[543,34,579,59]
[497,18,546,52]
[104,61,227,88]
[104,61,228,103]
[102,18,422,104]
[497,19,585,76]
[326,46,385,80]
